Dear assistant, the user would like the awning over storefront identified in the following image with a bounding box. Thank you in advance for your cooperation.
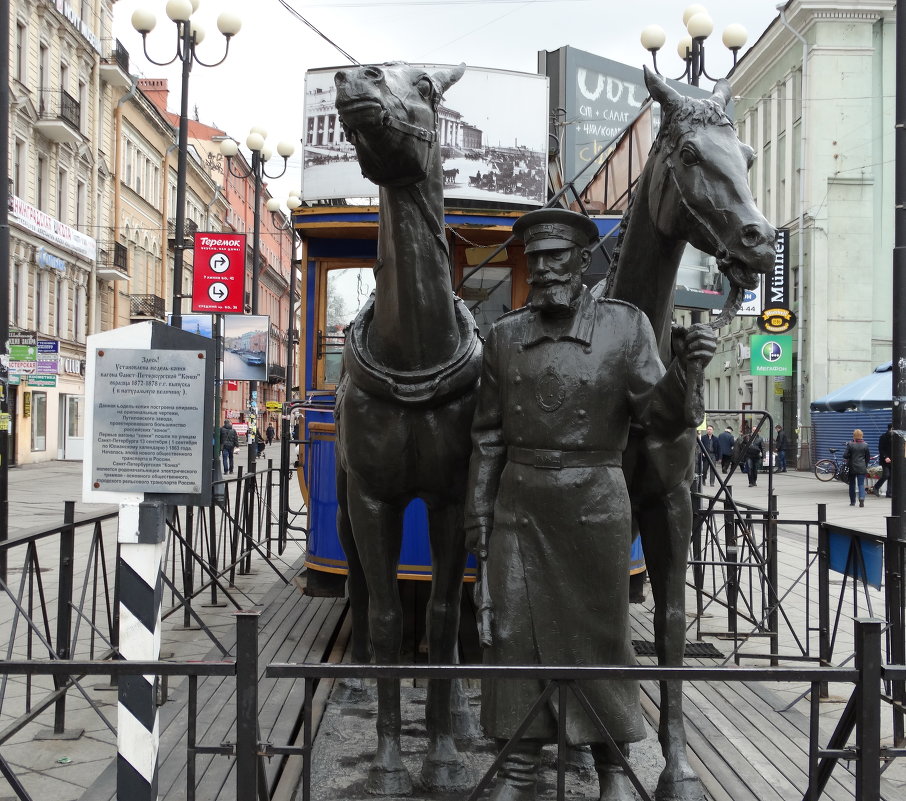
[810,362,893,412]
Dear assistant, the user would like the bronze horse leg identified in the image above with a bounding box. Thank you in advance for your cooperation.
[421,502,471,791]
[638,432,705,801]
[342,478,411,795]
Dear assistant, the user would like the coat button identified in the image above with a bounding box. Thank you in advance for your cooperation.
[513,374,522,384]
[577,409,586,418]
[579,516,587,525]
[514,405,522,413]
[520,517,529,527]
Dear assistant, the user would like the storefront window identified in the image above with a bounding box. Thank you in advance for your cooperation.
[31,391,47,451]
[321,266,375,386]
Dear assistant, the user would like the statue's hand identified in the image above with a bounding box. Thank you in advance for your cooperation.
[673,323,717,370]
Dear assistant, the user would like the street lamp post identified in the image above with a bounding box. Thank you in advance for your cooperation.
[640,5,747,86]
[131,0,241,329]
[221,133,294,467]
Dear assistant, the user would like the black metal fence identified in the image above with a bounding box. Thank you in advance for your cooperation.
[0,462,301,747]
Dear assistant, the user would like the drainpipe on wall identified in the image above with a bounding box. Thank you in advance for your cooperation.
[777,2,809,466]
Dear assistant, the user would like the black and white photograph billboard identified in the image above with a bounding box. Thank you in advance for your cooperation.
[302,64,549,205]
[222,314,269,382]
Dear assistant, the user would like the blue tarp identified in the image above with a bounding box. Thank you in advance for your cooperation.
[809,362,892,412]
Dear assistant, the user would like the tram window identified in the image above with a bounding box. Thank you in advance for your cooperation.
[460,266,512,338]
[321,266,376,386]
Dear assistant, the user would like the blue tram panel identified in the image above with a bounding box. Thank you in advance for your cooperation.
[303,405,477,581]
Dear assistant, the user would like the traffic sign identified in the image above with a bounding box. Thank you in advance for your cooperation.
[192,232,246,313]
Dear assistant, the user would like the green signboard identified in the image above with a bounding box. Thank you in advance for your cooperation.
[750,335,793,376]
[26,375,58,387]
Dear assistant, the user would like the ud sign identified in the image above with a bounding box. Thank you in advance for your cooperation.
[192,232,246,313]
[750,335,793,376]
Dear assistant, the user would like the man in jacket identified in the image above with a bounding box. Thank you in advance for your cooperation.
[746,430,765,487]
[875,423,892,497]
[219,419,239,474]
[774,425,788,472]
[699,425,720,486]
[718,426,735,473]
[465,208,716,801]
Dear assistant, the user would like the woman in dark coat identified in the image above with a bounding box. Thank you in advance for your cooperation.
[844,428,871,507]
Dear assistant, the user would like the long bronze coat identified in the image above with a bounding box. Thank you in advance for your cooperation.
[465,289,687,745]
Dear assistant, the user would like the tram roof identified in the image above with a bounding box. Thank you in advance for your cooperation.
[291,205,621,242]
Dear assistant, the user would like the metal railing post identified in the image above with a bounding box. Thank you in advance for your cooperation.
[235,610,260,801]
[767,493,779,665]
[53,501,76,734]
[854,618,883,801]
[885,515,905,746]
[817,504,830,698]
[691,474,704,637]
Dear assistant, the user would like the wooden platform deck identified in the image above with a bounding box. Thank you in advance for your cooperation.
[81,570,347,801]
[629,602,899,801]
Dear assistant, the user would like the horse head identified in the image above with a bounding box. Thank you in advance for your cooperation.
[335,62,465,188]
[643,67,777,304]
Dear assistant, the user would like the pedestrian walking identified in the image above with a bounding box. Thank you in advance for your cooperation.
[844,428,871,507]
[266,422,275,445]
[718,426,735,473]
[219,418,239,474]
[774,425,788,472]
[874,423,892,498]
[699,425,720,486]
[745,430,765,487]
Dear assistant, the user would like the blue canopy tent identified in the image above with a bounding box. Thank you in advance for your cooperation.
[810,363,892,462]
[810,362,893,412]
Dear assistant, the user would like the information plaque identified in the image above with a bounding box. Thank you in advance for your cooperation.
[91,348,207,493]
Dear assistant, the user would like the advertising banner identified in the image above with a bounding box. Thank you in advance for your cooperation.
[302,64,549,205]
[222,314,269,383]
[750,335,793,376]
[191,232,246,314]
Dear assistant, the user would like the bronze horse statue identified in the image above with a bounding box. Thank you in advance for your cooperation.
[333,62,479,795]
[596,68,777,800]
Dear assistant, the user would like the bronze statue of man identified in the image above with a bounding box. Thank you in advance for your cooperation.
[465,208,716,801]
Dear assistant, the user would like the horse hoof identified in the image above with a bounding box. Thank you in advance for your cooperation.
[366,765,413,796]
[451,706,479,739]
[654,775,706,801]
[421,754,472,792]
[332,677,371,704]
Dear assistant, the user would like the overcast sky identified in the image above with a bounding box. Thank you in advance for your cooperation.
[112,0,784,204]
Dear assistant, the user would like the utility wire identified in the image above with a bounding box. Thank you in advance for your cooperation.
[277,0,361,65]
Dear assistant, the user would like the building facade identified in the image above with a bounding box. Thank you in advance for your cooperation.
[707,0,896,461]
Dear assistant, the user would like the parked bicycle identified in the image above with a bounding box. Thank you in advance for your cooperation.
[814,448,879,481]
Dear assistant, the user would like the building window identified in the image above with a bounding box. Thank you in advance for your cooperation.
[39,43,48,93]
[79,79,88,132]
[60,62,69,94]
[31,392,48,452]
[16,263,28,327]
[76,180,87,228]
[13,139,25,196]
[58,168,68,223]
[75,287,86,343]
[56,279,69,339]
[37,155,48,210]
[36,272,48,332]
[16,23,27,82]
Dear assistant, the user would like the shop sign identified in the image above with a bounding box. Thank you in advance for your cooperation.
[8,195,97,261]
[8,330,37,375]
[37,340,60,374]
[265,401,282,411]
[37,248,67,272]
[191,232,246,314]
[750,335,793,376]
[26,375,58,387]
[757,307,797,334]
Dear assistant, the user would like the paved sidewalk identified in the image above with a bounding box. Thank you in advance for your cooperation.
[0,444,304,801]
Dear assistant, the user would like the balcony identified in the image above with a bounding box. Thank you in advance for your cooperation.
[97,242,130,281]
[34,90,82,145]
[267,364,287,384]
[130,294,166,321]
[167,218,199,249]
[100,40,132,90]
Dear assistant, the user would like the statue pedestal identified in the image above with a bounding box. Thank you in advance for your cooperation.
[305,682,667,800]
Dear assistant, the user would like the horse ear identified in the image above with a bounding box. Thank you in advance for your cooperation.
[711,79,731,110]
[643,65,682,117]
[432,63,466,96]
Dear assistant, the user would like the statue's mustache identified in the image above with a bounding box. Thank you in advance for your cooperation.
[526,273,573,286]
